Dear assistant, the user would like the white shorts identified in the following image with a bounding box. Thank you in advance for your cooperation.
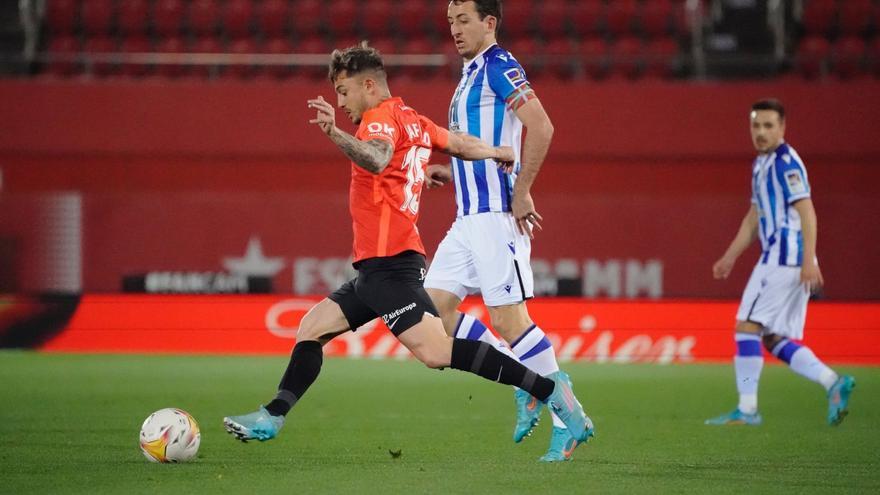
[735,263,810,339]
[425,211,534,307]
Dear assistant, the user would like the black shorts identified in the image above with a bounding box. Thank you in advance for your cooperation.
[328,250,440,336]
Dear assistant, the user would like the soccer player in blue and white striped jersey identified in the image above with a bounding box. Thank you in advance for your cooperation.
[705,99,855,427]
[423,0,593,462]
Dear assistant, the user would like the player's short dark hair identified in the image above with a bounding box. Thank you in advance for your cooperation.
[328,41,387,83]
[751,98,785,121]
[451,0,503,31]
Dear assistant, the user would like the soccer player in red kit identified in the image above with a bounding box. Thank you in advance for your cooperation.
[223,43,591,445]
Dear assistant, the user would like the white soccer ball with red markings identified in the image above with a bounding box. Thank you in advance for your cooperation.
[139,408,201,463]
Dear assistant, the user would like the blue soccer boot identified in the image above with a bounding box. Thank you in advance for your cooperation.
[514,388,544,443]
[704,408,763,426]
[827,375,856,426]
[543,371,593,442]
[223,406,285,442]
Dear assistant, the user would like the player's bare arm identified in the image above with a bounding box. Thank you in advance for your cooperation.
[308,95,394,174]
[511,95,553,238]
[792,198,824,290]
[445,132,515,164]
[713,204,759,279]
[425,163,453,189]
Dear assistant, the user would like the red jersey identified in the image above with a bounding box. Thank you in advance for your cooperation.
[349,97,449,263]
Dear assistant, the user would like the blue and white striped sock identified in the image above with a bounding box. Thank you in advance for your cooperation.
[771,338,838,391]
[454,313,516,359]
[734,333,763,414]
[511,325,565,428]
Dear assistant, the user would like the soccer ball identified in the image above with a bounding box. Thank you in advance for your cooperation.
[139,408,201,463]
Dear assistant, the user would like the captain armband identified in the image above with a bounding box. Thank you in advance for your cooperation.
[505,84,536,111]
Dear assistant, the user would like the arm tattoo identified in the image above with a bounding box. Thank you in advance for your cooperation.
[329,129,394,174]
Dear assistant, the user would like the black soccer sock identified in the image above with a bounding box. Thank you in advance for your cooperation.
[264,340,323,417]
[449,338,554,401]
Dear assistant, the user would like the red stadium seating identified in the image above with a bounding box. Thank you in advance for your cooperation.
[190,35,223,78]
[832,36,866,78]
[83,36,116,77]
[641,0,674,38]
[570,0,603,37]
[578,37,609,79]
[258,0,289,37]
[188,0,220,36]
[298,36,331,79]
[291,0,321,38]
[537,0,568,38]
[544,37,577,79]
[326,0,358,38]
[362,0,393,38]
[801,0,835,35]
[838,0,872,36]
[262,37,294,79]
[81,0,114,35]
[222,0,253,38]
[795,35,831,79]
[155,36,188,78]
[606,0,640,37]
[226,37,258,79]
[46,0,77,34]
[118,0,149,35]
[153,0,184,36]
[46,35,80,76]
[502,2,533,38]
[400,37,437,79]
[609,36,643,79]
[643,36,679,78]
[397,0,429,38]
[120,36,152,77]
[508,38,542,78]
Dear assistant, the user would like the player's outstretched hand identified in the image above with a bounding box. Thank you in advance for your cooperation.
[712,256,735,279]
[801,261,824,293]
[495,146,515,173]
[425,164,452,189]
[307,95,336,135]
[512,191,543,239]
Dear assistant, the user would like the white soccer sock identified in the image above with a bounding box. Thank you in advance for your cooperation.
[455,313,516,359]
[789,347,839,391]
[511,324,565,428]
[734,333,763,414]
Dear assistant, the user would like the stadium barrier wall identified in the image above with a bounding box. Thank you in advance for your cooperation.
[35,295,880,365]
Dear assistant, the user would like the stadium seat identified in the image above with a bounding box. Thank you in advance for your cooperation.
[118,0,149,35]
[544,37,577,79]
[794,35,831,79]
[326,0,358,38]
[362,0,393,38]
[190,35,223,78]
[120,36,152,77]
[226,37,259,79]
[643,36,679,78]
[801,0,835,35]
[832,36,866,78]
[262,37,294,79]
[537,0,568,39]
[258,0,289,37]
[399,37,438,79]
[570,0,603,37]
[838,0,872,36]
[578,37,609,79]
[83,36,116,77]
[297,35,331,79]
[641,0,674,38]
[155,36,188,78]
[153,0,184,36]
[609,36,643,79]
[291,0,321,38]
[502,2,533,38]
[81,0,114,35]
[46,0,77,34]
[397,0,429,38]
[508,38,542,78]
[606,0,639,37]
[188,0,220,36]
[869,38,880,76]
[222,0,253,38]
[46,35,80,77]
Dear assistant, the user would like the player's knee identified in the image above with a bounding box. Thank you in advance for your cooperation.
[296,311,323,342]
[409,342,451,369]
[735,320,762,335]
[762,333,782,351]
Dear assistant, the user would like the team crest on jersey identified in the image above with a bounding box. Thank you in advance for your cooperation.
[786,170,806,194]
[503,68,527,88]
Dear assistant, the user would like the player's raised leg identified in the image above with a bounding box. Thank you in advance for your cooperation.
[706,323,764,426]
[223,297,350,442]
[763,334,856,425]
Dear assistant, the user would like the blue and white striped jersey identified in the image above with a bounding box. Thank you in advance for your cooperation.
[751,142,811,267]
[448,44,527,217]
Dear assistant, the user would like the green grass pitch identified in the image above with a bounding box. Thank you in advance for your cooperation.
[1,351,877,494]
